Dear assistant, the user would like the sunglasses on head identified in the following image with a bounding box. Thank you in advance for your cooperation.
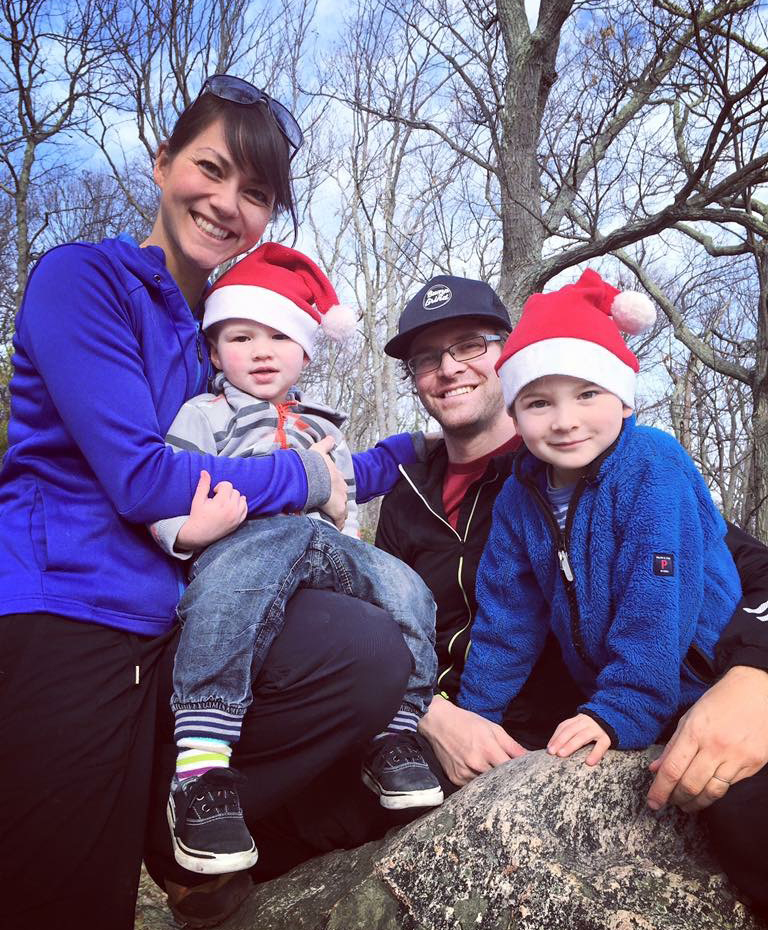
[198,74,304,156]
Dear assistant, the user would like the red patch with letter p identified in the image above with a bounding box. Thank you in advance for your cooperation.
[653,553,675,576]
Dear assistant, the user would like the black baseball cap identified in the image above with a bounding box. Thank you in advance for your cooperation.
[385,275,512,359]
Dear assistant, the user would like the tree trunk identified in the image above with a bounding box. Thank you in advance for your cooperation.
[750,247,768,542]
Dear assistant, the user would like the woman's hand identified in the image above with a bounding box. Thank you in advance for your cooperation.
[647,665,768,812]
[548,713,611,765]
[418,695,527,786]
[176,470,248,551]
[309,436,348,530]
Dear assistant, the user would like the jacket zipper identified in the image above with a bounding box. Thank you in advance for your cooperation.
[195,322,203,363]
[275,403,289,449]
[399,464,500,693]
[152,271,206,392]
[527,477,597,672]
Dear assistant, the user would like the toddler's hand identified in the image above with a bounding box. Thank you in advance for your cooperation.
[309,435,348,530]
[547,713,611,766]
[176,470,248,550]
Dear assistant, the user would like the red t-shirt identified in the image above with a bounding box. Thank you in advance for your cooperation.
[442,436,521,529]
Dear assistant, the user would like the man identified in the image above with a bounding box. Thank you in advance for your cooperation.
[241,275,768,919]
[376,275,768,914]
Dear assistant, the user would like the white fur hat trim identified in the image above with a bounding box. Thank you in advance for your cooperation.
[498,337,637,410]
[203,285,319,357]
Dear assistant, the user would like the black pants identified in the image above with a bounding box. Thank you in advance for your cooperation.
[244,645,589,881]
[0,590,411,930]
[705,763,768,917]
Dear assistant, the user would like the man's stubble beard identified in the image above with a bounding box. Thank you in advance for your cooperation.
[420,388,507,443]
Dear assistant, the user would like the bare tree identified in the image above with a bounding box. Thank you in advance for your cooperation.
[0,0,118,312]
[341,0,767,309]
[300,3,468,534]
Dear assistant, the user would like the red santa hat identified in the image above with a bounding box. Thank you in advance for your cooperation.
[495,269,656,410]
[203,243,356,358]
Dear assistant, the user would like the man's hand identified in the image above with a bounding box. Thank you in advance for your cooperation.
[309,435,348,530]
[176,470,248,551]
[547,713,611,766]
[418,695,527,786]
[647,665,768,812]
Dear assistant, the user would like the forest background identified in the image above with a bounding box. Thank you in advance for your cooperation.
[1,0,767,541]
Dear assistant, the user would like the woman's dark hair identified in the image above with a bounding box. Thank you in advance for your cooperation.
[166,92,297,233]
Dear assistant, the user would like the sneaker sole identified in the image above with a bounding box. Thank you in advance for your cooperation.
[361,770,445,810]
[167,797,259,875]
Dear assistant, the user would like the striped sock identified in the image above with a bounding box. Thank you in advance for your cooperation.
[173,707,243,744]
[175,738,232,783]
[374,706,420,741]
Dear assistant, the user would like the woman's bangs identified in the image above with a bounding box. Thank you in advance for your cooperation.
[224,106,293,215]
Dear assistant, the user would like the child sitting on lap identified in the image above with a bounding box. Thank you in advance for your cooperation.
[458,270,741,764]
[152,244,441,876]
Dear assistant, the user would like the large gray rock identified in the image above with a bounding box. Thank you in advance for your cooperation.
[136,749,764,930]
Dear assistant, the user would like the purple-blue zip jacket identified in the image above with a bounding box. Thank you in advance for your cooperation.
[0,237,416,635]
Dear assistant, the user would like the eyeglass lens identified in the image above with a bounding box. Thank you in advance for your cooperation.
[410,336,489,374]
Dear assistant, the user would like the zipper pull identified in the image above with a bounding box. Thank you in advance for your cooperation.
[558,549,574,582]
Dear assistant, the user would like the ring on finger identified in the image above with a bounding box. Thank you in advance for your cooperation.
[710,774,731,785]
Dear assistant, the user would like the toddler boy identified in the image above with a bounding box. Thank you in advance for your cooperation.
[457,269,742,765]
[152,244,442,875]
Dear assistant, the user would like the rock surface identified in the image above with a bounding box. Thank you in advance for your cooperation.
[135,749,765,930]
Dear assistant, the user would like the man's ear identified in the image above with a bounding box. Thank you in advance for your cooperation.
[153,142,171,187]
[622,405,633,419]
[302,352,310,370]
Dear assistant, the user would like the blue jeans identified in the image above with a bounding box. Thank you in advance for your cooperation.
[172,516,437,740]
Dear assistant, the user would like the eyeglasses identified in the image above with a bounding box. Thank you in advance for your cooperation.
[199,74,304,155]
[406,334,504,375]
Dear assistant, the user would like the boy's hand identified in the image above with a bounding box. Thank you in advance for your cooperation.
[176,470,248,551]
[309,435,348,530]
[548,714,611,766]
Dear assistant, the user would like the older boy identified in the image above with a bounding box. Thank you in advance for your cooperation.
[152,244,442,877]
[457,269,742,762]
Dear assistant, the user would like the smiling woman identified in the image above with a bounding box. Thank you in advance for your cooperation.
[0,75,415,930]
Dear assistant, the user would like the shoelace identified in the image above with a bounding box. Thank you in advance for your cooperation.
[377,735,425,766]
[177,770,246,823]
[189,786,239,816]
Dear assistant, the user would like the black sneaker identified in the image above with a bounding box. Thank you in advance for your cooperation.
[361,733,444,810]
[167,769,258,875]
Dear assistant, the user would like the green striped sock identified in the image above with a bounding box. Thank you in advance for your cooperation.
[175,738,232,783]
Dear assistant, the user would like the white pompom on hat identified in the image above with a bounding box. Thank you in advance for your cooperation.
[203,243,357,358]
[496,269,656,410]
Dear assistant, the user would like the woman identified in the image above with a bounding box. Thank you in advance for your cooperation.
[0,76,414,930]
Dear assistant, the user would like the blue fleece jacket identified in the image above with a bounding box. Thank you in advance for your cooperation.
[457,418,742,748]
[0,237,417,635]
